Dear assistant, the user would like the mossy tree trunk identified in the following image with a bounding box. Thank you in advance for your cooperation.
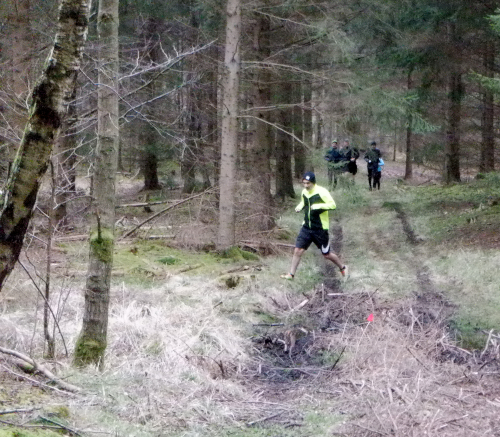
[0,0,90,290]
[74,0,119,368]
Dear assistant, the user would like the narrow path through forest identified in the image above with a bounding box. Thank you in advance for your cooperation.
[245,167,500,435]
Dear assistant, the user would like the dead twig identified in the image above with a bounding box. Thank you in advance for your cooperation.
[352,422,388,436]
[177,263,203,273]
[39,416,83,437]
[119,188,215,239]
[481,329,494,359]
[246,412,283,427]
[252,323,284,327]
[117,199,176,208]
[0,347,81,393]
[1,364,74,395]
[18,261,69,357]
[0,408,38,415]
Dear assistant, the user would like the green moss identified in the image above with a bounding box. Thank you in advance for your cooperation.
[0,428,61,437]
[219,246,260,261]
[157,255,179,265]
[241,250,259,261]
[73,336,107,368]
[89,229,114,263]
[218,274,242,288]
[47,406,70,419]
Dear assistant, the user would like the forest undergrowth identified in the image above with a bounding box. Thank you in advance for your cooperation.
[1,161,500,437]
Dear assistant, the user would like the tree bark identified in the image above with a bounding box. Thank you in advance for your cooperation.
[444,23,462,184]
[294,81,306,178]
[55,80,79,227]
[138,18,162,191]
[444,70,462,184]
[217,0,241,250]
[4,0,32,181]
[74,0,119,368]
[404,70,413,180]
[480,40,495,173]
[0,0,90,290]
[245,13,274,231]
[276,81,295,201]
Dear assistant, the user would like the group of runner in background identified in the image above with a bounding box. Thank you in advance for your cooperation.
[324,139,384,191]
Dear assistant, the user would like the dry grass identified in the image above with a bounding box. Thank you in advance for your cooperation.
[1,164,500,436]
[327,311,500,436]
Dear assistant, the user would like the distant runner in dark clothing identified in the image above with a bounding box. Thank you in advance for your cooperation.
[324,140,344,188]
[364,141,382,190]
[342,139,360,182]
[280,172,347,280]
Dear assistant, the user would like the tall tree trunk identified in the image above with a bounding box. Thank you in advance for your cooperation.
[444,23,462,184]
[294,81,306,178]
[139,18,162,191]
[444,70,462,183]
[480,40,495,173]
[9,0,31,97]
[245,14,273,231]
[276,82,295,201]
[0,0,90,290]
[5,0,32,176]
[217,0,241,250]
[404,70,413,180]
[55,81,79,228]
[140,149,160,190]
[74,0,119,368]
[182,94,202,193]
[311,86,320,150]
[302,80,313,171]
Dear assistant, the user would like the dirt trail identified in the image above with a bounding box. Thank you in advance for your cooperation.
[248,164,500,435]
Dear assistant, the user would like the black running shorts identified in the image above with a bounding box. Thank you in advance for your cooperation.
[295,226,331,254]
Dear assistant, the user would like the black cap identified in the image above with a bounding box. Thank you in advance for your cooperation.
[302,172,316,184]
[371,141,377,146]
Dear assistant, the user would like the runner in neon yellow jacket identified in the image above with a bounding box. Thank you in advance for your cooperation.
[295,180,336,230]
[281,172,347,280]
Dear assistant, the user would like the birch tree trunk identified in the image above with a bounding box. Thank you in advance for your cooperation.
[217,0,241,250]
[0,0,90,290]
[74,0,119,368]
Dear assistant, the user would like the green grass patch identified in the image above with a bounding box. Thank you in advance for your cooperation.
[429,248,500,346]
[219,409,342,437]
[0,429,62,437]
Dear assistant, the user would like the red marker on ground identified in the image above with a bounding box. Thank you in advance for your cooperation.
[367,313,374,322]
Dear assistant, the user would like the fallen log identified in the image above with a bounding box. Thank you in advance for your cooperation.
[0,346,81,393]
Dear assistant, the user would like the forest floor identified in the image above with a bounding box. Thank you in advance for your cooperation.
[1,159,500,437]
